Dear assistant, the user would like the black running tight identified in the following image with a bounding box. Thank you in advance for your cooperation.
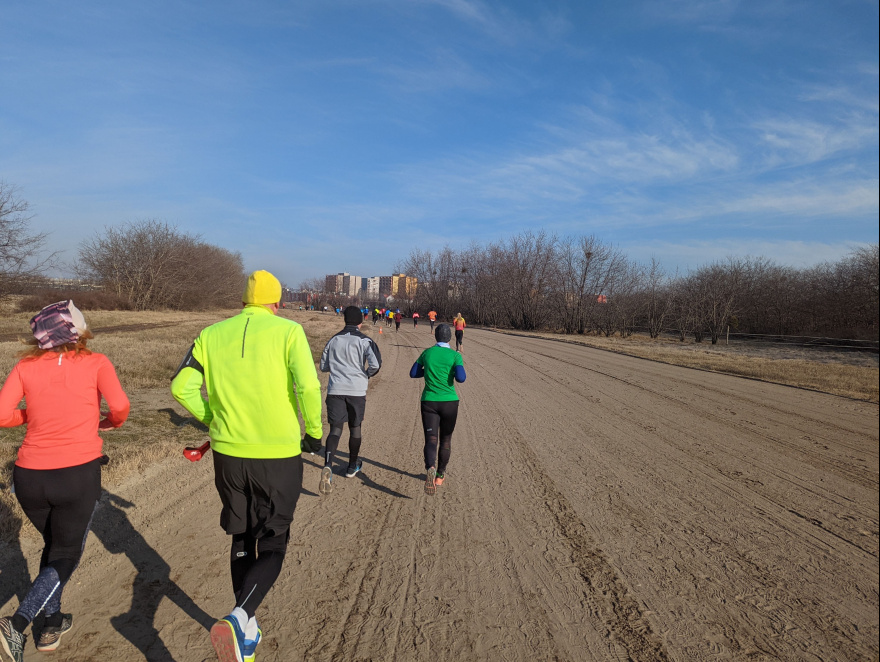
[12,459,101,628]
[230,528,290,619]
[420,400,459,474]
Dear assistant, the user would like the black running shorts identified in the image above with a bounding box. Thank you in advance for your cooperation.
[212,451,303,538]
[326,394,367,427]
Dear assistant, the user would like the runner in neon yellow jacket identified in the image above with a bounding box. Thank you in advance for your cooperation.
[171,305,322,458]
[170,271,324,662]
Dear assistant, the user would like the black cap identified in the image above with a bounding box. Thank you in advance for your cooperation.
[344,306,363,325]
[434,323,452,343]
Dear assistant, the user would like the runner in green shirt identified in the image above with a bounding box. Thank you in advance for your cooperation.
[409,323,466,495]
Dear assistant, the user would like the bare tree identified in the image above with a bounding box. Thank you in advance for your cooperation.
[499,231,558,331]
[555,235,620,334]
[298,277,324,292]
[77,220,245,310]
[0,182,54,295]
[641,257,673,339]
[690,258,747,344]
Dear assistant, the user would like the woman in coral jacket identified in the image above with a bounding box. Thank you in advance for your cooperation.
[0,300,129,662]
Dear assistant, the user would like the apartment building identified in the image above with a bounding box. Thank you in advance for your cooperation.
[363,276,380,299]
[325,272,361,295]
[378,273,418,298]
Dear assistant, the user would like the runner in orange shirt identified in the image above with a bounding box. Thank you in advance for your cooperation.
[427,310,437,332]
[0,301,129,659]
[453,313,466,352]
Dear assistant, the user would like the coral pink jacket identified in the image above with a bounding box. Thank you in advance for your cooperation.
[0,352,129,470]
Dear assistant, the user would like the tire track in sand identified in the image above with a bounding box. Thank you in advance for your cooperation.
[468,351,669,662]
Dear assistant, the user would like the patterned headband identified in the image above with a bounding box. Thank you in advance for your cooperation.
[29,300,88,350]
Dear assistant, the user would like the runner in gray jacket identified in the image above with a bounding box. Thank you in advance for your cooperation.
[318,306,382,494]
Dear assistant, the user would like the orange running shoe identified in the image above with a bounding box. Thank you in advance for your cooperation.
[434,473,445,487]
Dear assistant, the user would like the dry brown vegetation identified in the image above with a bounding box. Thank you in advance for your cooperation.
[493,328,879,403]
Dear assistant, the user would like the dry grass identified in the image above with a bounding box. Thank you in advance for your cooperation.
[0,308,340,546]
[493,329,879,403]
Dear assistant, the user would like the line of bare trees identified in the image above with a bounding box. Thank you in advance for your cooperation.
[395,232,879,342]
[2,183,247,311]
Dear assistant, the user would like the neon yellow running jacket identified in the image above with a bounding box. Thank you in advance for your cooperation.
[171,306,323,458]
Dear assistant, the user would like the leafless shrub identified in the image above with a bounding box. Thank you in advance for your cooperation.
[77,220,245,310]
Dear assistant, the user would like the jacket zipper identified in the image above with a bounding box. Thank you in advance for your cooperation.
[241,319,250,358]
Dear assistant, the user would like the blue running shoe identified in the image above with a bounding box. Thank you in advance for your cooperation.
[345,460,363,478]
[243,627,262,662]
[210,615,247,662]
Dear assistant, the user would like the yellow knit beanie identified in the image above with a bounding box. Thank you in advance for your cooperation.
[243,270,282,305]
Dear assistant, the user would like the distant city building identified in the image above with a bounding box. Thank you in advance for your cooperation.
[326,272,415,299]
[398,274,418,298]
[325,273,346,293]
[378,275,395,296]
[364,276,380,299]
[342,273,360,296]
[378,273,417,298]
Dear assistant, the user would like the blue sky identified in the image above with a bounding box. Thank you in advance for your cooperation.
[1,0,877,287]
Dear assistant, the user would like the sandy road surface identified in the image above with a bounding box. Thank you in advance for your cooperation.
[2,322,878,661]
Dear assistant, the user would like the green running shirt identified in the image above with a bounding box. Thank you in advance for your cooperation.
[416,345,464,402]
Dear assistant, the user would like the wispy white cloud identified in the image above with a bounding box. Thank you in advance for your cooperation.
[379,49,492,92]
[416,0,569,46]
[753,116,878,166]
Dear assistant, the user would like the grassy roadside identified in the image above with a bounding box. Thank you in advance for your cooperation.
[0,308,340,546]
[489,328,879,403]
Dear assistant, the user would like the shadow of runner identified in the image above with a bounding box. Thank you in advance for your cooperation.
[91,491,215,661]
[336,452,413,499]
[0,489,30,617]
[158,407,209,432]
[355,467,411,499]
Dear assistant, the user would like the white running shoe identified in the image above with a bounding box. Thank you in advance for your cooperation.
[319,466,333,495]
[425,467,437,496]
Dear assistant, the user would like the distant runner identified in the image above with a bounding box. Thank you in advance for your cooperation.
[395,311,402,332]
[409,324,466,495]
[412,312,420,328]
[453,313,466,352]
[427,310,437,332]
[318,306,382,495]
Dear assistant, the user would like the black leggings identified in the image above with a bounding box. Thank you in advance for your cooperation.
[230,529,290,619]
[12,459,101,625]
[420,400,459,474]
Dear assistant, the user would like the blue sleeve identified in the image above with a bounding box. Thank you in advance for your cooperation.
[410,361,424,378]
[454,365,466,383]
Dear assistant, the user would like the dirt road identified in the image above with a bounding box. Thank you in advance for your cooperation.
[2,322,878,661]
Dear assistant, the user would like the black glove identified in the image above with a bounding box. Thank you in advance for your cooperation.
[301,434,322,454]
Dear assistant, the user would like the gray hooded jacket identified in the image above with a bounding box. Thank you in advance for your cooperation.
[320,326,382,396]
